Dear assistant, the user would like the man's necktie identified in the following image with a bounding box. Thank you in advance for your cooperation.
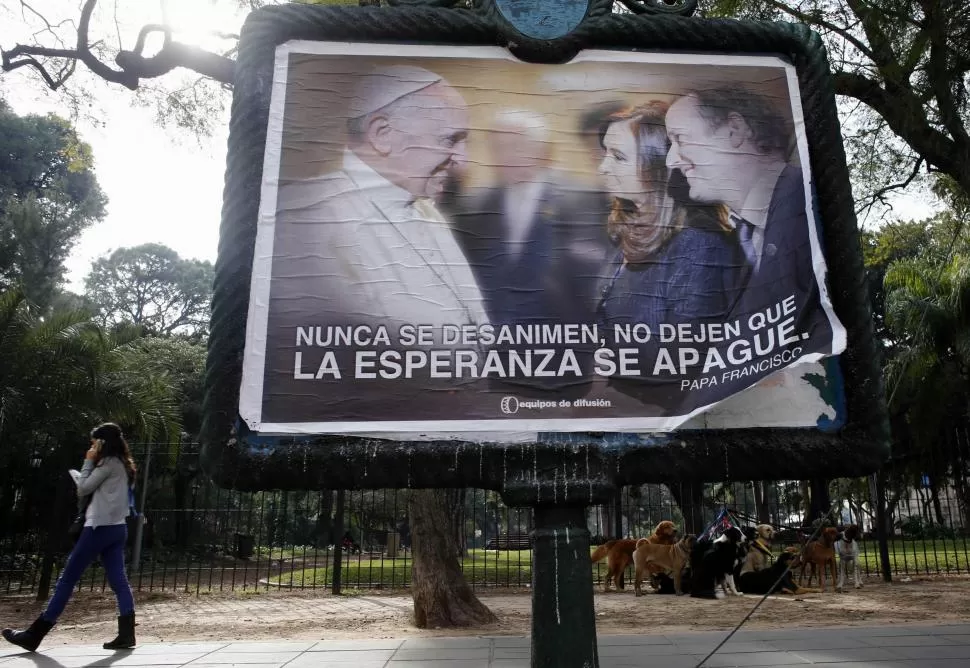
[732,214,758,272]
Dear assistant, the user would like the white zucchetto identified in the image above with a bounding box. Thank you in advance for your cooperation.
[348,65,444,119]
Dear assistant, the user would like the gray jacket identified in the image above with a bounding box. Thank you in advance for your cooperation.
[76,457,130,527]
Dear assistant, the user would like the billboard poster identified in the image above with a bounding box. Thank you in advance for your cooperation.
[239,43,847,435]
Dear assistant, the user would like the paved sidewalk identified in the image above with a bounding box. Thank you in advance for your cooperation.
[1,623,969,667]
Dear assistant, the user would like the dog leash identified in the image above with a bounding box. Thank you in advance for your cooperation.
[693,503,839,668]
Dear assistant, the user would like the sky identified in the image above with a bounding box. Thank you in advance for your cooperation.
[1,0,243,292]
[0,0,941,295]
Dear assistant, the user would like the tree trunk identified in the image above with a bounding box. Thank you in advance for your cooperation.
[952,463,970,527]
[752,481,770,524]
[808,478,832,525]
[174,474,189,548]
[668,482,705,534]
[763,482,781,526]
[444,488,467,557]
[799,480,812,525]
[409,489,496,628]
[314,490,335,547]
[929,479,946,526]
[598,504,614,539]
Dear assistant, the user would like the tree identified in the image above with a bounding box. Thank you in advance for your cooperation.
[870,197,970,527]
[121,336,207,433]
[409,489,497,628]
[706,0,969,211]
[0,98,106,307]
[0,288,181,531]
[0,289,181,446]
[85,243,214,337]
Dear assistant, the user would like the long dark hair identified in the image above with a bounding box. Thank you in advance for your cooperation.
[603,102,729,263]
[602,102,684,263]
[91,422,137,485]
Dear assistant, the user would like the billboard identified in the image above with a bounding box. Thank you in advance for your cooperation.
[239,42,847,435]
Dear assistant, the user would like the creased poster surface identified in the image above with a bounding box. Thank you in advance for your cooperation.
[239,43,847,434]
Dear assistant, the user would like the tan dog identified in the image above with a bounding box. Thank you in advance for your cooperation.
[633,534,695,596]
[740,524,776,576]
[590,520,677,592]
[755,524,775,543]
[799,526,839,592]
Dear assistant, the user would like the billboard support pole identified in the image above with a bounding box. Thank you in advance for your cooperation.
[504,478,614,668]
[529,504,599,668]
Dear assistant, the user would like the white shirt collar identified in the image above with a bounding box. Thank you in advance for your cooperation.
[342,148,413,219]
[733,160,787,231]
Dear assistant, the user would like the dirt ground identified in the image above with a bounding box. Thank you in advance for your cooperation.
[2,575,968,645]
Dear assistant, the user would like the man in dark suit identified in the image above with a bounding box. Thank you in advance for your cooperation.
[451,109,609,394]
[664,87,830,326]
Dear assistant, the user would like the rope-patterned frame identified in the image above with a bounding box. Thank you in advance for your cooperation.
[200,3,889,497]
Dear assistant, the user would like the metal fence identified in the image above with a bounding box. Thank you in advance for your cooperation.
[2,432,969,598]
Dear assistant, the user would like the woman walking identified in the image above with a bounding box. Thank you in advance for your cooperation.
[3,423,137,652]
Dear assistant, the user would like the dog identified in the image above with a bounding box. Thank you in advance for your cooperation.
[754,523,775,544]
[738,523,776,579]
[738,550,818,595]
[799,526,839,592]
[690,526,747,599]
[653,569,691,595]
[836,524,863,591]
[590,520,676,592]
[633,534,695,596]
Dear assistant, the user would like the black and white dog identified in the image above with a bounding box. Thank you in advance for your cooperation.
[689,526,748,599]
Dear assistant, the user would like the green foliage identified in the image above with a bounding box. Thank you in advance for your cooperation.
[897,515,957,539]
[0,289,181,468]
[0,100,107,308]
[120,337,208,436]
[84,243,214,337]
[269,549,535,588]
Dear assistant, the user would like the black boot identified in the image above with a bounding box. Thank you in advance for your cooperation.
[103,613,135,650]
[2,616,54,652]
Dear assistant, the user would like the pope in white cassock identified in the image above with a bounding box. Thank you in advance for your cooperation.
[271,65,488,332]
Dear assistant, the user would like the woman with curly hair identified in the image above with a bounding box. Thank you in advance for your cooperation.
[3,423,138,652]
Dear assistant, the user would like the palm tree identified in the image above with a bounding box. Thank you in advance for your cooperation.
[0,288,180,486]
[883,253,970,526]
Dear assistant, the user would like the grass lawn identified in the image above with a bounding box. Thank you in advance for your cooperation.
[266,549,537,587]
[857,538,970,575]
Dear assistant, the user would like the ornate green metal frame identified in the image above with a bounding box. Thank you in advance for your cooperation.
[201,0,889,495]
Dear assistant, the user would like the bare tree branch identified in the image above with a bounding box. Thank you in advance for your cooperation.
[921,0,970,149]
[845,0,902,73]
[2,52,71,89]
[20,0,56,32]
[133,24,172,54]
[834,71,966,193]
[764,0,877,62]
[115,41,234,84]
[74,0,137,88]
[855,158,925,215]
[1,0,236,92]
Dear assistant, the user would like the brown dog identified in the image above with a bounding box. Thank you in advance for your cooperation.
[798,526,839,592]
[633,534,695,596]
[590,520,677,592]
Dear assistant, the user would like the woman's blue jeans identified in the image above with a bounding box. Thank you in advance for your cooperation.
[42,524,134,622]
